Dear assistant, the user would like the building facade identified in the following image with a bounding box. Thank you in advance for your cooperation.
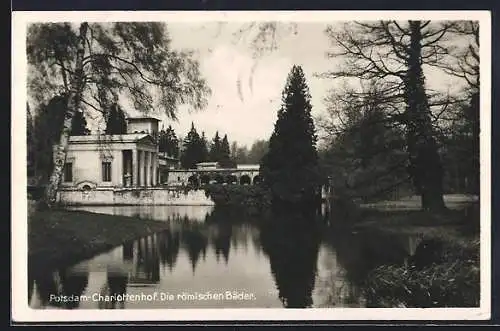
[57,118,161,189]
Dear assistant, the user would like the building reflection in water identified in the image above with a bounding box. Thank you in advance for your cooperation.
[29,268,89,309]
[98,271,128,309]
[127,235,161,285]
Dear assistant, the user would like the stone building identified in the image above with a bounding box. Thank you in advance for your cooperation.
[57,117,162,189]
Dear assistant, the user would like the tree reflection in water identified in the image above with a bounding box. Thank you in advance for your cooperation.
[58,268,89,309]
[322,228,418,307]
[213,223,232,264]
[28,270,34,305]
[182,224,209,273]
[157,230,181,271]
[32,271,61,307]
[259,207,322,308]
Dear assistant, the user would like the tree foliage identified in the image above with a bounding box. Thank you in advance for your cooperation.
[318,82,410,202]
[27,103,36,176]
[261,65,321,204]
[27,22,210,119]
[320,20,475,210]
[219,134,234,168]
[206,131,234,167]
[104,104,127,135]
[247,139,269,164]
[440,93,480,194]
[71,111,90,136]
[29,94,90,182]
[230,139,269,165]
[180,123,209,169]
[159,125,180,158]
[209,131,222,162]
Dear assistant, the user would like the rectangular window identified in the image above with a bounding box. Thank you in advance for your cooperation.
[63,163,73,182]
[102,162,112,182]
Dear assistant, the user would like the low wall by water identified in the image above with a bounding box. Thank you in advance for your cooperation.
[57,187,215,206]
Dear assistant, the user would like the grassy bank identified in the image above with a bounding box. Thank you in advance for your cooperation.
[336,195,481,307]
[28,209,171,274]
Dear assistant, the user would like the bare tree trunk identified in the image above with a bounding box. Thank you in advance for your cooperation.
[404,21,446,211]
[41,23,88,209]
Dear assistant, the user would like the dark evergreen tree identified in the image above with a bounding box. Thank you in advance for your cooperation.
[105,104,127,135]
[71,111,90,135]
[180,123,203,169]
[219,134,234,168]
[159,125,180,158]
[32,95,67,182]
[198,132,209,163]
[158,128,167,153]
[209,131,222,163]
[261,65,321,204]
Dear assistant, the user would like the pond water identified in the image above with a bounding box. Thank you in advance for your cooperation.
[28,205,422,309]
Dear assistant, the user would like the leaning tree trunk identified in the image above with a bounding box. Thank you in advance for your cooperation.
[404,21,446,211]
[41,23,89,209]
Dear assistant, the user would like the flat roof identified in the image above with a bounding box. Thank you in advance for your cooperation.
[159,155,179,161]
[168,168,259,172]
[127,117,161,122]
[196,162,218,165]
[68,133,152,144]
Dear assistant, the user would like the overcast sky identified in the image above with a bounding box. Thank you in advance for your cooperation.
[126,21,462,149]
[25,20,467,148]
[124,22,337,148]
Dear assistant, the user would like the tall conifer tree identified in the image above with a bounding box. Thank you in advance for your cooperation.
[261,65,321,204]
[209,131,222,162]
[105,104,127,135]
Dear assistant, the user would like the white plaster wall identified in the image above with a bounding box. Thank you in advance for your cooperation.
[58,188,215,206]
[58,188,115,205]
[61,150,102,188]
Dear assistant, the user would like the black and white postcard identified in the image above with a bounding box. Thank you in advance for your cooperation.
[11,10,491,322]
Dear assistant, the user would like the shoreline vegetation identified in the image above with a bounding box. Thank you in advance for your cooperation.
[27,186,480,307]
[340,195,480,308]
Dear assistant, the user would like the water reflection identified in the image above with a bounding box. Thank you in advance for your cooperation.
[100,272,128,309]
[30,268,89,309]
[30,204,421,309]
[259,209,322,308]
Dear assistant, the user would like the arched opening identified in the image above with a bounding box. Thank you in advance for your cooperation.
[188,175,199,186]
[227,175,238,184]
[252,175,262,185]
[240,175,251,185]
[200,174,210,185]
[214,174,225,184]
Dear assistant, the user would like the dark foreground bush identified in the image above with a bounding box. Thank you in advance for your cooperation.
[364,239,480,307]
[204,184,272,213]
